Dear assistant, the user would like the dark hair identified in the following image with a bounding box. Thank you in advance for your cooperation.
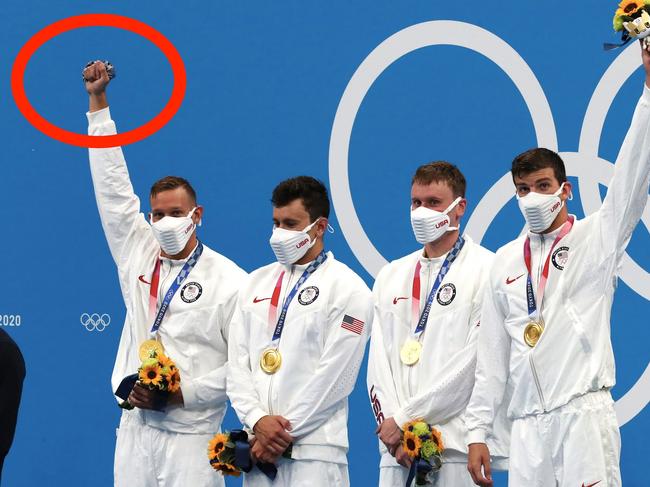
[150,176,197,204]
[271,176,330,222]
[411,161,466,198]
[511,148,567,183]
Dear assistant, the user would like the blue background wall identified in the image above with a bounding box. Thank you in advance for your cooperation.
[0,1,648,485]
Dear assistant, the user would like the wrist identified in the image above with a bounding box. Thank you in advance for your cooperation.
[89,92,108,112]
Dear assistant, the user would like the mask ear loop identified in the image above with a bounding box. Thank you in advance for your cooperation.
[327,223,335,234]
[444,196,463,231]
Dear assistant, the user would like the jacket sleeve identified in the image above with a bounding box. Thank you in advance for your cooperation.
[183,275,244,409]
[226,302,269,430]
[282,284,374,439]
[464,269,511,445]
[366,276,400,427]
[87,107,152,267]
[597,85,650,262]
[392,322,479,428]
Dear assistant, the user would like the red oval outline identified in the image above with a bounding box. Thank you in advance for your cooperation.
[11,14,187,148]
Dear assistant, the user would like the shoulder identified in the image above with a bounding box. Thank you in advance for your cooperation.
[375,249,420,285]
[326,255,371,296]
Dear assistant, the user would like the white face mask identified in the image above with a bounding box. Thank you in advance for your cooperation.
[517,183,566,233]
[150,207,198,256]
[269,219,320,265]
[410,197,462,245]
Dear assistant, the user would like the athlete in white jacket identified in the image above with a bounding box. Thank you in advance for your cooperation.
[367,163,508,486]
[227,176,373,486]
[84,61,246,487]
[465,44,650,487]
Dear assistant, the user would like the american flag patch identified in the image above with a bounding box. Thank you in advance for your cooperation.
[341,314,364,335]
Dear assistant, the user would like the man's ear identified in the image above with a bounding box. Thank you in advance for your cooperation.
[193,205,204,225]
[561,181,573,201]
[315,217,328,238]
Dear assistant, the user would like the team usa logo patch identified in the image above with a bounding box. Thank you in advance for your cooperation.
[552,246,570,270]
[298,286,319,305]
[436,283,456,306]
[181,282,202,303]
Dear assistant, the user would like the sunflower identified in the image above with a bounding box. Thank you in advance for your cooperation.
[165,368,181,393]
[139,362,163,387]
[618,0,644,16]
[430,427,444,452]
[211,462,241,477]
[157,353,175,370]
[207,433,228,460]
[402,430,422,458]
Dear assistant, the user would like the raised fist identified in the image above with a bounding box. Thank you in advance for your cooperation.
[83,60,111,96]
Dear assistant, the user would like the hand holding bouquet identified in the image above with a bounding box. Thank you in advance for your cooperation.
[118,350,181,411]
[401,420,444,486]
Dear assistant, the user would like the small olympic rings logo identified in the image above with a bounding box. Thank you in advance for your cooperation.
[80,313,111,332]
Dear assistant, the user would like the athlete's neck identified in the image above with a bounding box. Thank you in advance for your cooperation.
[295,240,325,265]
[423,230,459,258]
[161,234,198,260]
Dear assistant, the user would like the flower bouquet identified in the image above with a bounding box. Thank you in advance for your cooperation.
[116,350,181,411]
[402,420,444,486]
[607,1,650,49]
[207,430,293,480]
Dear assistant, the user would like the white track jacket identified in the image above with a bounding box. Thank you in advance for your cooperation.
[367,236,509,466]
[465,86,650,444]
[227,253,373,464]
[88,107,246,434]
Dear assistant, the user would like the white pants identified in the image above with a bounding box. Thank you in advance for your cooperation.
[243,459,349,487]
[509,390,621,487]
[379,463,474,486]
[114,412,223,487]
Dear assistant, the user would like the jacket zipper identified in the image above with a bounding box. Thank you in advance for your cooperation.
[408,260,430,397]
[529,234,547,411]
[267,267,294,415]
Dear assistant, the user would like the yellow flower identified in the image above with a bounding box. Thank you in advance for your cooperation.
[139,362,163,387]
[430,427,444,452]
[165,368,181,393]
[618,0,644,16]
[403,430,422,458]
[210,462,241,477]
[157,353,175,370]
[207,433,228,460]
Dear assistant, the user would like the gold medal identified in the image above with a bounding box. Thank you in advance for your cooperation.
[139,339,164,361]
[260,348,282,374]
[524,321,544,348]
[400,340,422,365]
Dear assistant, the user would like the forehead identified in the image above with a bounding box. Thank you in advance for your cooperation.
[411,180,454,199]
[272,198,310,220]
[513,167,557,185]
[150,187,194,209]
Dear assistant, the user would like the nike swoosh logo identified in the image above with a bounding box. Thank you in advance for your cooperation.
[505,274,525,285]
[138,275,151,285]
[393,297,409,305]
[253,296,271,304]
[582,482,601,487]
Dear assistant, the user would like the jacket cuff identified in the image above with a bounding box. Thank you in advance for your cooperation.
[467,428,487,445]
[392,409,412,429]
[245,408,268,431]
[181,380,200,408]
[86,106,112,126]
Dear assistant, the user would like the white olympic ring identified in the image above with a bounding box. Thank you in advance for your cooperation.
[80,313,111,332]
[328,21,649,426]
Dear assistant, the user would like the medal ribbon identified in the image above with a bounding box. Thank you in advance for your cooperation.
[268,250,328,342]
[148,257,162,320]
[523,217,573,318]
[149,241,204,336]
[411,236,465,335]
